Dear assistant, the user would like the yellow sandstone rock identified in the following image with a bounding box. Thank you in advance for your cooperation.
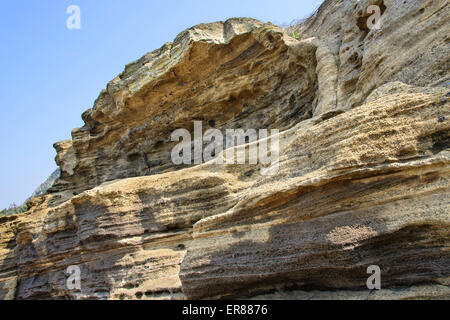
[0,1,449,299]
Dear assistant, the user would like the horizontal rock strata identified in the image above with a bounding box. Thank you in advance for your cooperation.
[1,0,449,300]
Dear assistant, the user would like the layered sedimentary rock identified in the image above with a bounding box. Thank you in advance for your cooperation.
[48,18,319,201]
[1,0,449,300]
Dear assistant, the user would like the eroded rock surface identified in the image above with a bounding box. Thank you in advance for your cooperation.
[0,0,449,300]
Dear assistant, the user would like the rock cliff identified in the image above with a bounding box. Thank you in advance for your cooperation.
[0,0,449,300]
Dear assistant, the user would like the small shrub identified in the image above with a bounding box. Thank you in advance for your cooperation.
[0,203,28,217]
[290,31,300,40]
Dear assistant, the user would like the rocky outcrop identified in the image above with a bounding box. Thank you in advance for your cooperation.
[48,18,318,201]
[0,0,449,300]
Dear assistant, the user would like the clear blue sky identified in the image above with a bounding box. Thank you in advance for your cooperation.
[0,0,321,209]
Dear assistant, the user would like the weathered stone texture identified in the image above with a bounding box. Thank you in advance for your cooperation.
[0,0,449,299]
